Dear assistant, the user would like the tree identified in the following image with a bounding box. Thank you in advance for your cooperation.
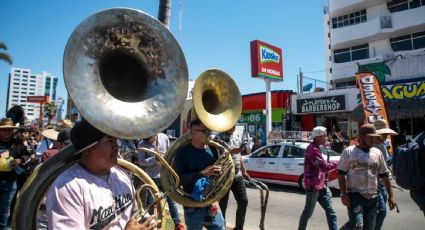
[44,102,57,125]
[0,42,13,65]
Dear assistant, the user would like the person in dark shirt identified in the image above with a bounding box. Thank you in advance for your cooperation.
[0,118,29,228]
[214,126,249,230]
[175,119,225,230]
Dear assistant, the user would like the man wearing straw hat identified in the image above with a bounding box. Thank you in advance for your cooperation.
[46,119,159,229]
[373,119,397,230]
[0,118,29,228]
[338,124,396,230]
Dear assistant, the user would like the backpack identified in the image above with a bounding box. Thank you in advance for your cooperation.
[393,132,425,190]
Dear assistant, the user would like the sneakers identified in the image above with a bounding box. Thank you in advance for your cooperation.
[175,223,185,230]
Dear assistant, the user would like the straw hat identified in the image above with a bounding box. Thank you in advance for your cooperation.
[56,119,73,130]
[41,129,59,141]
[0,118,20,129]
[374,119,398,135]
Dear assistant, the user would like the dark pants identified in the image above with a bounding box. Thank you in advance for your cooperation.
[219,176,248,230]
[342,192,378,230]
[410,189,425,216]
[0,180,16,229]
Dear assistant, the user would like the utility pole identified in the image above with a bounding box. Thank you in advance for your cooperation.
[299,68,304,94]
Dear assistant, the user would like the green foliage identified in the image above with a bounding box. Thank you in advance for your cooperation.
[0,41,13,65]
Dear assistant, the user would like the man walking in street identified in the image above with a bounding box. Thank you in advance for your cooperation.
[339,124,396,230]
[215,125,249,230]
[373,119,397,230]
[298,126,338,230]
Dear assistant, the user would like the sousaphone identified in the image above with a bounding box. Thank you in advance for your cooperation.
[13,8,188,229]
[159,69,242,207]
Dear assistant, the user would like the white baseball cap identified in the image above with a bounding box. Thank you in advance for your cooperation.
[311,126,327,139]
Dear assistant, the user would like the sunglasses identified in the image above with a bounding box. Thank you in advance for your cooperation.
[194,129,211,135]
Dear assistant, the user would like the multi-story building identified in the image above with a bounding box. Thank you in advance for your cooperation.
[326,0,425,137]
[6,67,58,122]
[292,0,425,138]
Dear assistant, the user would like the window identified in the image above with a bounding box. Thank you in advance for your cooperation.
[252,145,280,158]
[391,30,425,51]
[334,44,369,63]
[388,0,425,13]
[283,146,305,158]
[332,9,366,29]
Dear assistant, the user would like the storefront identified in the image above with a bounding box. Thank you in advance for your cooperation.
[238,90,293,145]
[381,77,425,137]
[291,88,360,139]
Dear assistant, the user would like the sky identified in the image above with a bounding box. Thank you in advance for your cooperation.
[0,0,328,117]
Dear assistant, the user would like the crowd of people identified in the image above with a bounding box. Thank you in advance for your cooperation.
[298,120,425,230]
[2,112,425,230]
[0,117,73,229]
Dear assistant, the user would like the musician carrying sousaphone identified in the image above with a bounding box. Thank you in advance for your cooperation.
[174,119,225,229]
[46,119,159,230]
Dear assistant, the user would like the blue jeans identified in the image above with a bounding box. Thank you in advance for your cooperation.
[298,187,338,230]
[342,192,378,230]
[147,178,181,224]
[0,180,17,229]
[184,206,224,230]
[375,185,387,230]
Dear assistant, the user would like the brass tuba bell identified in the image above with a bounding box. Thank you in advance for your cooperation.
[63,7,188,140]
[192,69,242,132]
[13,8,188,229]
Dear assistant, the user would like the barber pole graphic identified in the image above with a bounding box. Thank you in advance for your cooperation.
[356,73,389,124]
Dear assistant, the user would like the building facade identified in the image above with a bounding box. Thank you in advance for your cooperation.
[6,67,58,122]
[322,0,425,137]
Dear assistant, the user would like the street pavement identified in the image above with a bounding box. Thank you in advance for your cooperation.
[225,184,423,230]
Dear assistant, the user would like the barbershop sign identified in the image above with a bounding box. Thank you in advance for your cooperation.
[297,95,346,113]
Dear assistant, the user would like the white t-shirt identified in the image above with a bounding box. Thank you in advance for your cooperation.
[338,145,389,199]
[46,164,136,229]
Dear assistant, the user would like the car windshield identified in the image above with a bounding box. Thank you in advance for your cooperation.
[319,146,341,156]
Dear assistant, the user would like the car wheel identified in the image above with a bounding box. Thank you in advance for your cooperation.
[298,174,305,191]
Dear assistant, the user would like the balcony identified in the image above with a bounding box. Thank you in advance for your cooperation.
[329,0,386,16]
[331,55,387,82]
[391,6,425,35]
[331,16,383,49]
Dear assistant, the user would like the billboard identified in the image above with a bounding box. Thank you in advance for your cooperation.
[250,40,283,81]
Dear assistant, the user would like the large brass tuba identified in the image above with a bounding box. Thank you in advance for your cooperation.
[13,8,188,229]
[159,69,242,207]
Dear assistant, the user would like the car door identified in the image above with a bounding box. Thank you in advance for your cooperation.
[278,145,305,184]
[244,144,281,180]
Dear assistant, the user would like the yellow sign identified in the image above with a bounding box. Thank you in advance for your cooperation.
[382,80,425,100]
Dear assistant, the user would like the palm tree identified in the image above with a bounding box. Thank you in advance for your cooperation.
[158,0,171,29]
[0,42,13,65]
[44,102,57,125]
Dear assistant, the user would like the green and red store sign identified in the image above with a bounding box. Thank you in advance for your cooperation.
[239,90,292,123]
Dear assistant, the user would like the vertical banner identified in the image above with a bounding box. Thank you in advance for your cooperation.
[356,73,389,124]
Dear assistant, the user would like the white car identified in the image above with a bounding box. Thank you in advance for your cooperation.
[242,142,341,190]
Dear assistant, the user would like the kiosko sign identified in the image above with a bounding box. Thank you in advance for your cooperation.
[297,95,346,113]
[250,40,283,81]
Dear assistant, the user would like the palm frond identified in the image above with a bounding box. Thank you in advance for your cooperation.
[0,42,7,50]
[0,53,13,65]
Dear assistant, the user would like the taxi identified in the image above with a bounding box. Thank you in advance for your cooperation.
[242,141,341,190]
